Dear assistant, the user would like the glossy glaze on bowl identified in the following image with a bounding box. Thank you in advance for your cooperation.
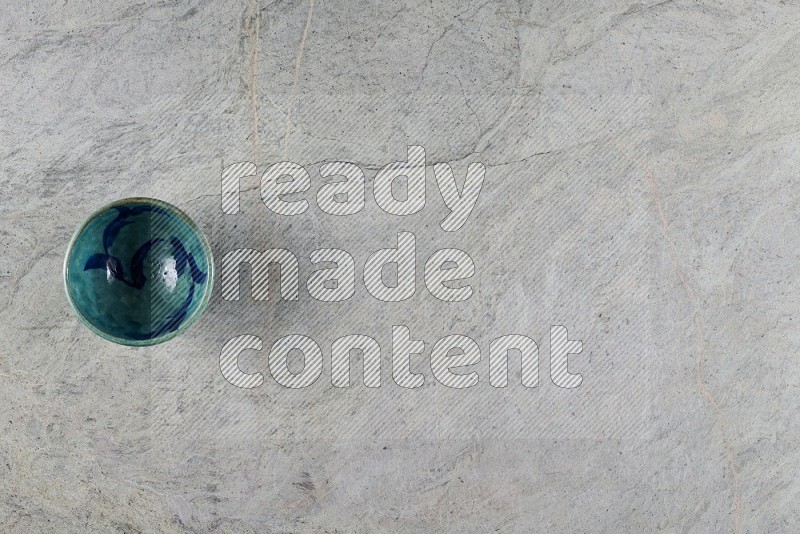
[64,198,213,346]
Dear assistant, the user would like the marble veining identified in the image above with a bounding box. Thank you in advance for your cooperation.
[1,0,798,532]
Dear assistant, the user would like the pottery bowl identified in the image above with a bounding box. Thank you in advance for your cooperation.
[64,198,213,346]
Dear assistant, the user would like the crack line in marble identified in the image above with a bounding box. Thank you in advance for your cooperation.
[645,163,743,534]
[282,0,316,158]
[245,0,261,165]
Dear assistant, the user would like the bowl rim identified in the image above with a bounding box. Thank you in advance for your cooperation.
[63,197,215,347]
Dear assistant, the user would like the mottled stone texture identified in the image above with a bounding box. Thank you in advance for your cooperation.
[1,1,798,532]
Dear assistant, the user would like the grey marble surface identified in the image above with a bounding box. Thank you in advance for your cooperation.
[1,0,799,532]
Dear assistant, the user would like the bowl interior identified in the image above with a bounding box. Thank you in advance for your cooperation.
[64,198,213,346]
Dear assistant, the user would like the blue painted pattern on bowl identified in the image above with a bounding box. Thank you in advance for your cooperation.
[64,198,213,346]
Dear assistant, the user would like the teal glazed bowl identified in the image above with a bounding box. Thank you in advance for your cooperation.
[64,198,214,346]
